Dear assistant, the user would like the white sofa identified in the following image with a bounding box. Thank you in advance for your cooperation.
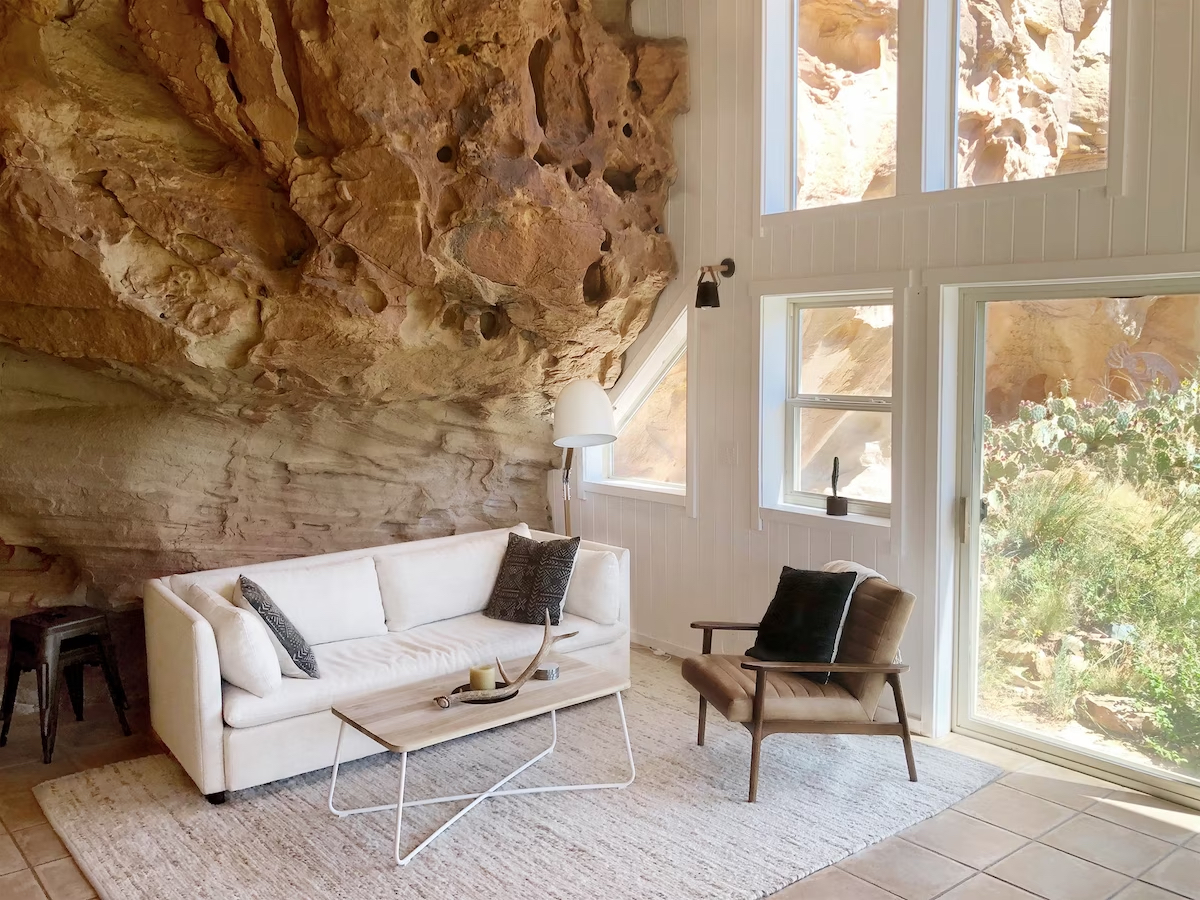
[143,525,630,799]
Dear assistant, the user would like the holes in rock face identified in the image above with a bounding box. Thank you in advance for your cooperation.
[436,145,454,163]
[410,68,422,85]
[457,43,471,55]
[479,308,505,340]
[226,71,244,103]
[251,137,261,149]
[571,159,592,180]
[528,38,550,130]
[331,244,358,268]
[214,35,230,64]
[159,312,167,319]
[258,285,269,298]
[622,123,633,138]
[533,143,556,167]
[424,30,439,43]
[628,79,642,99]
[600,231,612,252]
[602,166,638,196]
[583,259,609,306]
[370,24,380,40]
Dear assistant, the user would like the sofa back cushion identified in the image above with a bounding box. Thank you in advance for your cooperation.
[240,557,387,646]
[374,524,531,631]
[562,548,621,625]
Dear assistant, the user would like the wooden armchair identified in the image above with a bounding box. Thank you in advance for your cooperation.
[680,578,917,802]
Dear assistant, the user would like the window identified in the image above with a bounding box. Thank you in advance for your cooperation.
[784,298,893,515]
[610,348,687,486]
[585,311,688,498]
[957,0,1112,186]
[763,0,899,213]
[762,0,1115,211]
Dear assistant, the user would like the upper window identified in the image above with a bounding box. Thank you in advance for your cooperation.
[957,0,1112,186]
[785,298,893,515]
[763,0,899,213]
[763,0,1114,212]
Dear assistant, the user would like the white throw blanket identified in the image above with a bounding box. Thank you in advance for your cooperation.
[821,559,886,591]
[820,560,901,664]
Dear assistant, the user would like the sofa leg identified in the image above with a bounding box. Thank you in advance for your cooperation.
[205,791,227,805]
[697,696,708,746]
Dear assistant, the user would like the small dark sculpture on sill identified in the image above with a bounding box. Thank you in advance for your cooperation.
[826,456,848,516]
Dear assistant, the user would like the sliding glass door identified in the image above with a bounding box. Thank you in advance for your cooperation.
[957,284,1200,804]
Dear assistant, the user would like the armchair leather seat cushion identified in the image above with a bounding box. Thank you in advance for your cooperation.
[681,654,870,724]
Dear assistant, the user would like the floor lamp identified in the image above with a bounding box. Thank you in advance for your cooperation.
[552,380,617,536]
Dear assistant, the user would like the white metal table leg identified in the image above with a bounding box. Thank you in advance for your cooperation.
[392,751,407,866]
[328,690,636,865]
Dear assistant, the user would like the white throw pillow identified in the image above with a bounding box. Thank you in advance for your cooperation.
[374,524,531,631]
[240,556,387,646]
[562,548,621,625]
[186,584,282,698]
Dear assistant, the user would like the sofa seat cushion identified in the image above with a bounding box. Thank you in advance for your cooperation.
[221,613,627,729]
[681,654,869,724]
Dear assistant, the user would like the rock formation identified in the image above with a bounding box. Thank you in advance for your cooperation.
[0,0,686,613]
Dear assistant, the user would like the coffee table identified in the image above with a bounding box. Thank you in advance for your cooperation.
[327,655,634,866]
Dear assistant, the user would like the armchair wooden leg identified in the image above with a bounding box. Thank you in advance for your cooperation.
[697,696,708,746]
[889,673,918,782]
[748,669,766,803]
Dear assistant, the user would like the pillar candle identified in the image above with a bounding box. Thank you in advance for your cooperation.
[469,664,496,691]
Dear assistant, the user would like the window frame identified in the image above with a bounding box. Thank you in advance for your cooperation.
[760,0,1124,216]
[784,295,895,517]
[582,309,689,506]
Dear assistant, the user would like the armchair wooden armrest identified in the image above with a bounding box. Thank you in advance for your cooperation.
[690,620,759,654]
[739,660,910,675]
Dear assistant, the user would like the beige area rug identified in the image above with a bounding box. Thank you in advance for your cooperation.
[35,652,999,900]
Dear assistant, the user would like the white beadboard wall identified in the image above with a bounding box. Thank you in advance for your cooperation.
[583,0,1200,733]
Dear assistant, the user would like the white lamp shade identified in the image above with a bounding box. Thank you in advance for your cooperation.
[552,379,617,448]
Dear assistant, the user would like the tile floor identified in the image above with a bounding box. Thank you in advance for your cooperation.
[0,673,1198,899]
[778,734,1200,900]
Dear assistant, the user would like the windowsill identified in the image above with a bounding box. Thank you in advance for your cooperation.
[583,479,687,506]
[759,502,891,530]
[759,169,1108,227]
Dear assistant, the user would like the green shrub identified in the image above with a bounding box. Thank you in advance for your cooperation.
[981,377,1200,766]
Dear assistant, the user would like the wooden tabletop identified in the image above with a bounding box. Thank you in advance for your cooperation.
[332,655,630,754]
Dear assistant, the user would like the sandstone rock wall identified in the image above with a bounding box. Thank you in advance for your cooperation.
[0,0,685,613]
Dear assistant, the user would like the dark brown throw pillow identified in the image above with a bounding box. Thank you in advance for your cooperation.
[484,533,581,626]
[746,567,857,684]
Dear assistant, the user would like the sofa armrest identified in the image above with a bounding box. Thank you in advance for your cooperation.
[143,579,226,795]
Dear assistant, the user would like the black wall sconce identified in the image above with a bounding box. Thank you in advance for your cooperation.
[696,258,736,309]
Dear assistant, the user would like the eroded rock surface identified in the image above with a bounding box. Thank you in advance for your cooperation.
[0,0,686,611]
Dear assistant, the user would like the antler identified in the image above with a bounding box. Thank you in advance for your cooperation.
[435,610,577,708]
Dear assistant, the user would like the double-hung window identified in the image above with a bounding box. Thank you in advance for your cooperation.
[784,296,893,516]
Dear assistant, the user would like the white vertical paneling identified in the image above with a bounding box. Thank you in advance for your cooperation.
[1011,194,1045,263]
[811,222,835,275]
[983,198,1014,266]
[834,215,857,273]
[879,208,905,271]
[1076,188,1113,259]
[1042,189,1078,261]
[903,207,930,269]
[1146,0,1193,255]
[589,0,1200,724]
[789,219,813,277]
[955,200,986,267]
[928,203,957,268]
[856,212,881,272]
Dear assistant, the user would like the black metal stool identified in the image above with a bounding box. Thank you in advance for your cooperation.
[1,606,131,763]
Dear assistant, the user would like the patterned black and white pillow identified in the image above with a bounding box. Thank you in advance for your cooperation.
[484,534,580,626]
[236,575,320,679]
